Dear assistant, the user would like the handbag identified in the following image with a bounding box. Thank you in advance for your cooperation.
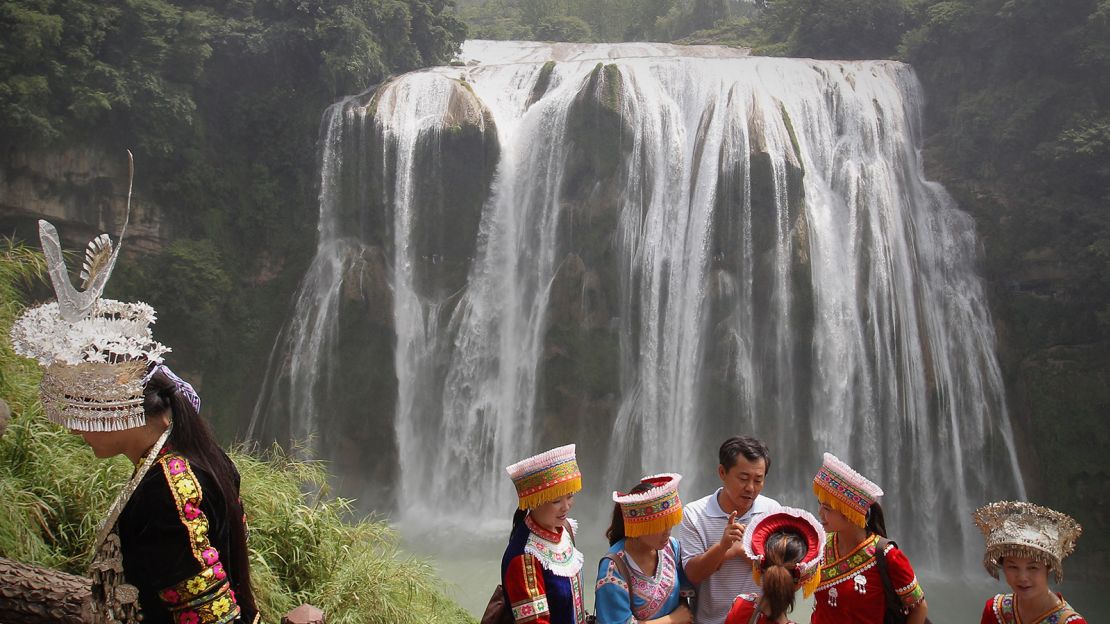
[479,585,513,624]
[874,538,932,624]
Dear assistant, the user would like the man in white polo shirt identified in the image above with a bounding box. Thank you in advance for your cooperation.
[676,436,778,624]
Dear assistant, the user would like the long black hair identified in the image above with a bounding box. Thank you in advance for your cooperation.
[143,368,257,617]
[866,502,887,538]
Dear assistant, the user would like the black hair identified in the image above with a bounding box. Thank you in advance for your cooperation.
[143,368,256,618]
[759,530,808,619]
[606,482,654,545]
[866,502,887,538]
[719,435,771,473]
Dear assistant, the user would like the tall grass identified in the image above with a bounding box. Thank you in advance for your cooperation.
[0,240,474,624]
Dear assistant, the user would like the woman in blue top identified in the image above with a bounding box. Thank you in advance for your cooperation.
[595,474,694,624]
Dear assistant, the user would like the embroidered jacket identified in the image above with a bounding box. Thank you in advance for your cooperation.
[501,515,586,624]
[980,593,1086,624]
[117,448,256,624]
[811,533,924,624]
[594,537,693,624]
[724,594,799,624]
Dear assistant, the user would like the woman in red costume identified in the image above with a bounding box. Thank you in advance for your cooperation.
[809,453,928,624]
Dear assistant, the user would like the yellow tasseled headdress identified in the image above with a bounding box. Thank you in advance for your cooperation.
[812,452,883,529]
[613,474,683,538]
[506,444,582,510]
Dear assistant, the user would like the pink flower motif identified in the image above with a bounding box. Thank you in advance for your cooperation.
[213,563,226,580]
[202,548,219,565]
[161,589,181,604]
[184,501,201,520]
[178,610,200,624]
[168,458,187,475]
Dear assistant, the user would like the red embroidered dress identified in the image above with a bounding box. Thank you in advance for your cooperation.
[117,449,254,624]
[501,516,586,624]
[980,593,1086,624]
[811,534,923,624]
[724,594,799,624]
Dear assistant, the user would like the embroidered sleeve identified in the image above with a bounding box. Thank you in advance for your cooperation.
[594,557,636,624]
[670,538,695,598]
[505,553,551,623]
[156,453,241,624]
[883,545,924,610]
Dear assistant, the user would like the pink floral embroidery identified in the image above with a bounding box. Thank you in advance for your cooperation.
[162,589,181,604]
[168,457,187,475]
[213,563,226,580]
[202,548,219,565]
[184,501,201,520]
[179,610,200,624]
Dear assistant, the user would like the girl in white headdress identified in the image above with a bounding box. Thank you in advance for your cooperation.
[974,501,1086,624]
[500,444,587,624]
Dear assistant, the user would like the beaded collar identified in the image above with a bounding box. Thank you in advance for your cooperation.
[524,515,584,578]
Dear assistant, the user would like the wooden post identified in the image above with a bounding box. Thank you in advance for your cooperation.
[282,603,326,624]
[0,557,91,624]
[0,398,9,439]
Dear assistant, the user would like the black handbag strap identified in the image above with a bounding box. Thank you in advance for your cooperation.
[873,537,903,621]
[874,537,932,624]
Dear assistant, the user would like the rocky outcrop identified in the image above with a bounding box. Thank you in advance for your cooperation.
[0,147,171,255]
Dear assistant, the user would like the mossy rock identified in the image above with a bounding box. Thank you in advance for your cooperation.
[526,60,557,109]
[408,79,500,301]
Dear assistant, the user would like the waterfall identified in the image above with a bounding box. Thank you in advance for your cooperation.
[252,41,1025,568]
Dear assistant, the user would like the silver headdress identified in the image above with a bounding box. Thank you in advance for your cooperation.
[973,501,1082,583]
[8,152,170,431]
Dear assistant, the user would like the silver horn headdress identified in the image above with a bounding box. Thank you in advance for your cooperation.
[9,152,169,431]
[973,501,1082,583]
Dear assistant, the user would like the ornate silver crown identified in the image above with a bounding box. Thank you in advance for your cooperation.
[8,152,169,431]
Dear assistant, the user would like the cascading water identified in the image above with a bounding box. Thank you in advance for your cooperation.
[251,41,1025,569]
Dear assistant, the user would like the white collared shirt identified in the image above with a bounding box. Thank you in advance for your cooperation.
[675,488,779,624]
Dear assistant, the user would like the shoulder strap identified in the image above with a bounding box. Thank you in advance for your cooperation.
[601,551,635,604]
[873,537,902,615]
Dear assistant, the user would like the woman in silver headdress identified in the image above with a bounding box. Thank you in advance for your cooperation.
[10,213,258,624]
[974,501,1085,624]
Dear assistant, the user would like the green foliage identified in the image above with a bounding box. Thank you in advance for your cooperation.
[534,15,592,42]
[0,247,473,623]
[759,0,910,59]
[456,0,757,43]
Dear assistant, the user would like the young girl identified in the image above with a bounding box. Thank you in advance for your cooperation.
[724,506,825,624]
[809,453,928,624]
[974,501,1086,623]
[501,445,587,624]
[595,474,693,624]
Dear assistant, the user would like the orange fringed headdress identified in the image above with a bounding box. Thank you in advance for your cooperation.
[506,444,582,510]
[613,474,683,538]
[812,452,883,529]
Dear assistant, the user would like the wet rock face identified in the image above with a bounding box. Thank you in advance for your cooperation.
[536,64,633,440]
[409,80,500,302]
[0,147,171,255]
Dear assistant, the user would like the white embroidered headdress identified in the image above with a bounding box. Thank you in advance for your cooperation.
[9,154,169,431]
